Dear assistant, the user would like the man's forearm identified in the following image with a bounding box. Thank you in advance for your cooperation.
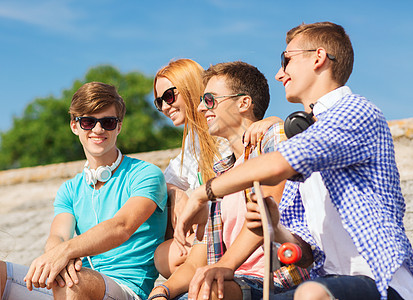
[202,152,296,204]
[219,224,313,270]
[58,196,157,261]
[215,223,263,272]
[44,235,65,253]
[62,217,134,260]
[162,263,197,298]
[44,212,76,253]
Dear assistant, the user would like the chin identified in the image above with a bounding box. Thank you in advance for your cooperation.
[208,127,219,137]
[172,119,185,126]
[286,95,301,104]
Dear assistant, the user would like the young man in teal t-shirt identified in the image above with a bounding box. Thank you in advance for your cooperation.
[0,82,167,300]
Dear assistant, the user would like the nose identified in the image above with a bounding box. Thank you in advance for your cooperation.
[197,99,206,113]
[92,121,105,133]
[161,100,171,114]
[275,67,285,82]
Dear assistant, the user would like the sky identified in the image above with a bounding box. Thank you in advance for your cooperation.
[1,0,412,133]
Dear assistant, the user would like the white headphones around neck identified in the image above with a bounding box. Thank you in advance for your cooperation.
[84,149,122,186]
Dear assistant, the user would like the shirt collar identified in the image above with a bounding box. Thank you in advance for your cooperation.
[312,86,352,116]
[213,153,236,176]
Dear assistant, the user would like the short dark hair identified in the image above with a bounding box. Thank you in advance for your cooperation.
[287,22,354,85]
[69,82,126,121]
[203,61,270,120]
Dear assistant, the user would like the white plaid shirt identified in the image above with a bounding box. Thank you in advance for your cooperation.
[277,87,413,299]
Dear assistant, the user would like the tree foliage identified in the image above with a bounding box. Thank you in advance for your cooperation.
[0,65,182,170]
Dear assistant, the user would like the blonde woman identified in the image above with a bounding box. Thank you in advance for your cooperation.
[153,59,231,278]
[153,59,280,278]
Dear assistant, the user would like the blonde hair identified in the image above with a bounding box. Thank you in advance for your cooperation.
[154,59,220,183]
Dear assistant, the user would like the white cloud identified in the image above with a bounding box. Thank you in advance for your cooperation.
[0,0,81,33]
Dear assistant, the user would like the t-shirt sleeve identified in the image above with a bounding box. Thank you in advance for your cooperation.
[54,180,75,217]
[130,163,168,212]
[276,95,379,181]
[164,150,193,191]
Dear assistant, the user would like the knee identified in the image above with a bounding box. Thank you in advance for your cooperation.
[294,281,334,300]
[154,239,190,279]
[52,283,75,300]
[52,281,87,300]
[154,240,173,278]
[52,269,105,300]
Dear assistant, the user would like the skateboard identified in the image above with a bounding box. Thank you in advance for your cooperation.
[253,181,302,300]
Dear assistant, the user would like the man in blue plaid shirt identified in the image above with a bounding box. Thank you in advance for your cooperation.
[175,22,413,299]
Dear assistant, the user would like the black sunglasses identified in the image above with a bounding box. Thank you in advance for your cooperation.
[75,116,120,131]
[281,49,336,71]
[154,87,177,111]
[200,92,246,109]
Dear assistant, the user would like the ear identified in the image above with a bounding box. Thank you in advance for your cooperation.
[314,48,330,70]
[116,121,122,135]
[238,95,253,113]
[70,119,79,136]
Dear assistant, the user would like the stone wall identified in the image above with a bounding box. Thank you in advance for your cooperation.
[0,148,181,187]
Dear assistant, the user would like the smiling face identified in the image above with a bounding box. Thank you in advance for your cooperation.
[155,77,186,126]
[197,76,242,140]
[71,104,121,166]
[275,36,316,104]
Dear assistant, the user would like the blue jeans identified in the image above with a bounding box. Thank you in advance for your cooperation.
[271,275,403,300]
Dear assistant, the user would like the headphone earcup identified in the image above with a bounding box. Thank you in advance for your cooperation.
[284,111,315,139]
[95,166,112,183]
[84,168,97,186]
[83,149,122,186]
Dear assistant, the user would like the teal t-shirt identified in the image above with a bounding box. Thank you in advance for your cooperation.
[54,156,167,299]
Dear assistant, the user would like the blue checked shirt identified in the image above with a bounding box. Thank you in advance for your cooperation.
[277,87,413,299]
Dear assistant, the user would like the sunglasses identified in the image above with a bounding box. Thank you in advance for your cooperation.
[75,116,120,131]
[154,87,177,111]
[200,92,246,109]
[281,49,336,71]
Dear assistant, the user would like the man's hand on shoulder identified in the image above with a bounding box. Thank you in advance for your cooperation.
[243,116,283,147]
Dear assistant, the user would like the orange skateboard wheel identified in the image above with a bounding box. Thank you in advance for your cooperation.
[278,242,302,264]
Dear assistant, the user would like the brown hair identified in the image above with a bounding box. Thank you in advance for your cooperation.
[154,59,220,183]
[286,22,354,85]
[203,61,270,120]
[69,82,126,121]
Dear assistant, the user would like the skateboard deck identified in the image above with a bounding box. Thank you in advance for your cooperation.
[253,181,277,300]
[253,181,302,300]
